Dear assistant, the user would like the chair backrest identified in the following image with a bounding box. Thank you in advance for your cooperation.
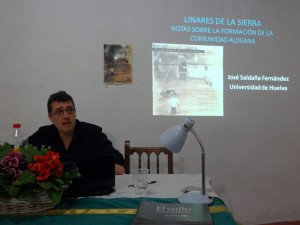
[124,140,173,174]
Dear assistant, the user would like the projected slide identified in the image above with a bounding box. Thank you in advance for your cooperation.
[152,43,223,116]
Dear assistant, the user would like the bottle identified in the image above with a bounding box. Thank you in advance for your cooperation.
[11,124,26,148]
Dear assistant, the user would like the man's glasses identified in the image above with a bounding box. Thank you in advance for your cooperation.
[51,108,76,117]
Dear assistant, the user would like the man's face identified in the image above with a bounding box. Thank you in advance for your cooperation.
[48,101,76,136]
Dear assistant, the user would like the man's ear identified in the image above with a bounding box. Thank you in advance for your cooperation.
[48,113,54,123]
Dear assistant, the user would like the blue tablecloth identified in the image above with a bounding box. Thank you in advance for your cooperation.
[0,197,239,225]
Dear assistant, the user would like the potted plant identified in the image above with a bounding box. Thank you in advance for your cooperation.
[0,142,79,213]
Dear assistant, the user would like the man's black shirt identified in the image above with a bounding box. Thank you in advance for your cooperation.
[27,120,125,166]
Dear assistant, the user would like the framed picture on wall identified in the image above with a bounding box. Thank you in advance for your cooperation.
[104,44,133,85]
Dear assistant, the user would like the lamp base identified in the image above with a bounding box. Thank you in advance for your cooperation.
[178,191,214,204]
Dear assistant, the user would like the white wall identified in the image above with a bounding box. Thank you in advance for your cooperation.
[0,1,300,224]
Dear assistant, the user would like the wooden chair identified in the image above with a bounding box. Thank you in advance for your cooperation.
[124,140,173,174]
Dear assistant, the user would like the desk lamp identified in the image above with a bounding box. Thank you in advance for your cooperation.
[160,117,213,204]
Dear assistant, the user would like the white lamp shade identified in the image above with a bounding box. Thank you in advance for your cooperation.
[160,117,195,153]
[160,124,188,153]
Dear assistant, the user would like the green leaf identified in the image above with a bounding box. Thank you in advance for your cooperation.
[21,144,41,163]
[13,170,36,186]
[47,189,62,205]
[37,180,52,190]
[51,177,64,185]
[51,181,61,192]
[40,145,51,155]
[0,143,11,160]
[3,184,21,198]
[0,173,13,185]
[61,168,80,185]
[17,187,32,200]
[2,142,13,151]
[0,185,6,193]
[0,151,10,161]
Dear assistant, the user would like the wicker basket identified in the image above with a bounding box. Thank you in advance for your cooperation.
[0,189,55,214]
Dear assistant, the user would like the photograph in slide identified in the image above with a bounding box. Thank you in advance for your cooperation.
[152,43,223,116]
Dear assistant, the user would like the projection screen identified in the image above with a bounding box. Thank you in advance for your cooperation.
[151,0,298,119]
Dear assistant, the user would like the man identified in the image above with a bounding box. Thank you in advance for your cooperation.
[27,91,125,175]
[168,94,179,115]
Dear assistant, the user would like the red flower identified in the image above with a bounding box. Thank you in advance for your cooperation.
[28,151,63,181]
[55,161,63,177]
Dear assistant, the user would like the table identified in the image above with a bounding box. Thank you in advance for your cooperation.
[0,174,239,225]
[103,174,219,199]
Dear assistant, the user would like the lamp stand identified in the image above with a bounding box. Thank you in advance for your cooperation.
[179,128,213,205]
